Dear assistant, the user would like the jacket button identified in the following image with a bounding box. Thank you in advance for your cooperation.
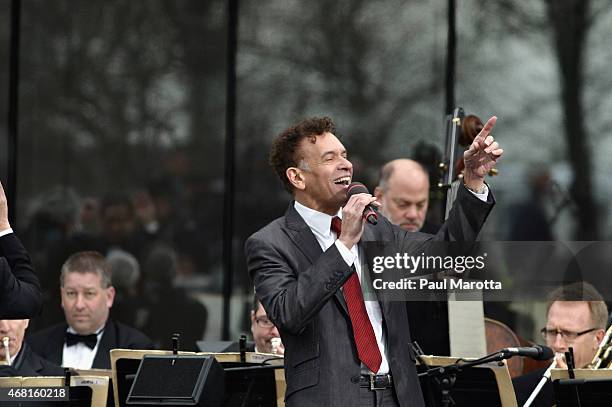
[350,375,360,384]
[324,283,332,291]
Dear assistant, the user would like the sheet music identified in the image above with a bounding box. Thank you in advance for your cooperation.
[448,288,487,358]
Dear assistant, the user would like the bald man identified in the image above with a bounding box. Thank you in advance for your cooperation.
[1,319,64,376]
[375,158,449,356]
[374,159,431,233]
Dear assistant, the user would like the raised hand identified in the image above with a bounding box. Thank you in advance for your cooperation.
[463,116,503,191]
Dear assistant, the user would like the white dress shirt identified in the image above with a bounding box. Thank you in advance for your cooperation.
[294,201,390,374]
[293,186,488,374]
[61,326,105,369]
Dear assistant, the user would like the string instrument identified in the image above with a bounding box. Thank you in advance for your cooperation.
[437,107,464,220]
[484,318,553,378]
[484,318,523,377]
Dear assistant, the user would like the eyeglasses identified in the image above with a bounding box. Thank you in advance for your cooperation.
[255,318,275,328]
[540,327,598,342]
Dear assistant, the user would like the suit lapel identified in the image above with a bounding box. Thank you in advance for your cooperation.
[284,203,349,315]
[284,203,323,265]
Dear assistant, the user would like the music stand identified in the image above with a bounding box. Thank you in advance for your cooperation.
[221,361,281,407]
[551,368,612,407]
[75,369,114,407]
[418,355,517,407]
[111,349,286,407]
[0,375,109,406]
[112,349,185,407]
[126,355,225,406]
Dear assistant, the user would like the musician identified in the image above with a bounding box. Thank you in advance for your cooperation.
[0,319,64,376]
[374,159,436,234]
[251,296,284,354]
[28,251,153,369]
[246,116,501,406]
[374,158,449,357]
[0,180,42,319]
[513,282,607,406]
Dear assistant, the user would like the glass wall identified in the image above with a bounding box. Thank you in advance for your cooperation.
[0,0,10,182]
[12,0,228,350]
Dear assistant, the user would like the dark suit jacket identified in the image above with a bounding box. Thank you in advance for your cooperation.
[0,233,42,318]
[27,319,154,369]
[245,184,493,407]
[513,368,552,407]
[6,343,66,377]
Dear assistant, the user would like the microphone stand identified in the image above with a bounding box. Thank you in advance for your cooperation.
[171,333,180,366]
[565,347,582,407]
[418,350,514,407]
[239,334,247,363]
[411,342,437,407]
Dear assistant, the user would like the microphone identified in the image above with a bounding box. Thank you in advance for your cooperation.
[347,182,378,225]
[502,345,553,361]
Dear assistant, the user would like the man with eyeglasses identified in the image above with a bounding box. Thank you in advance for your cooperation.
[513,282,608,407]
[251,296,284,355]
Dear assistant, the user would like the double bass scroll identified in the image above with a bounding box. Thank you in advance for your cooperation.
[437,107,464,220]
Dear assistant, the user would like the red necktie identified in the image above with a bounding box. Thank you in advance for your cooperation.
[331,216,382,373]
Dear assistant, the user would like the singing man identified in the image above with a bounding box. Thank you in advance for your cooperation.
[245,116,502,406]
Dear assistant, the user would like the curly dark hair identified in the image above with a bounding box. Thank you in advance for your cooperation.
[269,117,336,192]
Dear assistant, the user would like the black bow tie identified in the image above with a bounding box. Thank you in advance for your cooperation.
[65,332,98,349]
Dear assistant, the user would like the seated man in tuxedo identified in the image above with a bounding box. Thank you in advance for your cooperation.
[0,319,64,376]
[251,296,284,355]
[513,282,608,407]
[28,251,154,369]
[0,180,41,319]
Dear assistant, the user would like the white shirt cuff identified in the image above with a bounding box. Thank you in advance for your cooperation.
[467,183,489,202]
[0,228,13,238]
[335,240,357,267]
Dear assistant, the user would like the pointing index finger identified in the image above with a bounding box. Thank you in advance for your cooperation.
[473,116,497,145]
[481,116,497,136]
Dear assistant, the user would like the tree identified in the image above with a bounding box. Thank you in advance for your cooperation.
[544,0,597,239]
[474,0,609,239]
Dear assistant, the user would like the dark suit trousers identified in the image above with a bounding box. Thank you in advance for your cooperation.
[359,387,400,407]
